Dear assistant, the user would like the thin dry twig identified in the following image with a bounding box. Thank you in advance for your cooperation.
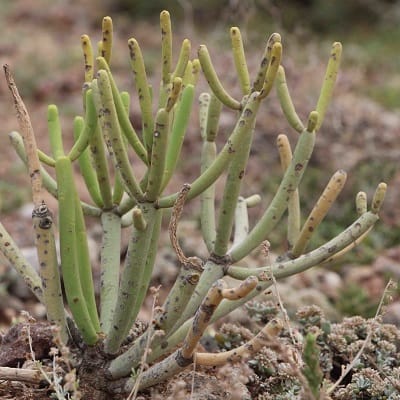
[169,183,191,264]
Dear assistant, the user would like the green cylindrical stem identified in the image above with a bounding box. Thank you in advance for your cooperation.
[145,108,170,201]
[37,150,55,167]
[232,197,249,247]
[81,34,94,82]
[105,204,157,353]
[200,140,217,252]
[96,57,148,164]
[277,134,300,247]
[252,33,281,92]
[101,16,113,64]
[112,91,130,205]
[68,90,98,162]
[157,260,201,334]
[230,27,250,95]
[276,66,304,133]
[205,94,223,142]
[123,209,162,339]
[96,69,144,202]
[161,84,195,190]
[73,183,100,332]
[55,157,98,345]
[171,38,191,80]
[128,38,154,155]
[90,80,113,209]
[73,117,104,208]
[157,92,261,209]
[229,122,317,263]
[47,105,65,160]
[168,259,223,338]
[160,10,172,85]
[213,92,260,256]
[0,221,43,302]
[100,211,122,334]
[258,42,282,100]
[32,204,68,343]
[198,45,241,110]
[315,42,342,131]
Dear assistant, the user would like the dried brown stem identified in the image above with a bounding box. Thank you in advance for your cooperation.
[195,318,283,366]
[0,366,44,384]
[4,64,43,206]
[169,183,191,264]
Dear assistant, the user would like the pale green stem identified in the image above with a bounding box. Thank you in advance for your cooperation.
[100,211,122,334]
[55,157,98,345]
[157,258,202,334]
[101,16,113,64]
[200,140,217,252]
[229,115,317,263]
[112,91,131,205]
[73,117,104,208]
[276,66,304,133]
[252,33,281,92]
[198,44,241,110]
[315,42,342,131]
[160,10,172,85]
[90,79,114,209]
[120,209,163,341]
[32,203,68,343]
[258,42,282,100]
[81,34,94,82]
[73,187,100,332]
[145,109,170,202]
[95,70,144,202]
[68,89,97,162]
[96,57,148,164]
[213,92,260,256]
[157,92,261,209]
[277,134,300,247]
[171,38,191,80]
[0,221,43,302]
[230,27,251,95]
[232,197,249,247]
[104,204,157,354]
[47,105,65,160]
[128,38,154,155]
[37,150,55,167]
[161,84,195,191]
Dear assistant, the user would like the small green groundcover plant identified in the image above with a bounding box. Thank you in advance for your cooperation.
[1,10,387,398]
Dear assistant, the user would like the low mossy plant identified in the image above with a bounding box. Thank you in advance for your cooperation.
[1,10,387,398]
